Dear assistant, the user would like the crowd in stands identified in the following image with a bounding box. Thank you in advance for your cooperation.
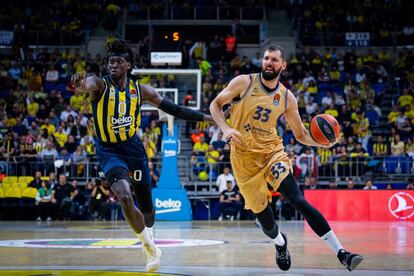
[0,39,167,176]
[0,171,122,221]
[288,0,414,46]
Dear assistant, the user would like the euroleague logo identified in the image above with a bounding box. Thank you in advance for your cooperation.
[388,192,414,220]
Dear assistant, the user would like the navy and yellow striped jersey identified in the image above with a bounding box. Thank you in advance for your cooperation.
[91,76,142,143]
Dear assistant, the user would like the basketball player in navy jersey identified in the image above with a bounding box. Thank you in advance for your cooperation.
[210,45,363,271]
[72,39,213,272]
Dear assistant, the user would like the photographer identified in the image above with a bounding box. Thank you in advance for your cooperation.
[89,178,110,220]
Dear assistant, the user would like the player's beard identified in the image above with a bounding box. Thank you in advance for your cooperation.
[261,67,282,81]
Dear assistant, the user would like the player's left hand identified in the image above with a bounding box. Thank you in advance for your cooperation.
[320,133,342,148]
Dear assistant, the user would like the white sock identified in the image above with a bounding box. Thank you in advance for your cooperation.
[321,230,344,254]
[273,232,285,246]
[136,227,154,247]
[147,226,154,239]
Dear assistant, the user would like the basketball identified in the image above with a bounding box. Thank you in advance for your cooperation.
[310,114,341,145]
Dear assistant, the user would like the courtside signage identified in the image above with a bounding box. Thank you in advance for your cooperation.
[305,190,414,221]
[151,52,182,65]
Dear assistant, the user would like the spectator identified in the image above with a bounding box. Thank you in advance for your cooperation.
[391,134,405,156]
[251,52,262,70]
[48,172,57,189]
[321,91,334,108]
[143,138,155,160]
[285,137,302,155]
[373,136,388,157]
[39,141,58,173]
[398,89,413,108]
[64,135,77,154]
[60,105,78,123]
[216,167,235,192]
[35,180,52,221]
[56,147,72,175]
[70,90,84,111]
[45,64,59,84]
[189,40,207,61]
[193,135,208,156]
[26,97,39,118]
[353,111,370,151]
[347,179,356,190]
[51,174,78,220]
[54,127,68,148]
[70,180,87,219]
[225,33,236,60]
[195,57,212,78]
[325,103,339,118]
[317,147,334,178]
[89,179,110,220]
[363,179,378,190]
[205,145,220,176]
[303,176,320,190]
[29,170,43,189]
[72,145,87,176]
[295,147,316,179]
[327,179,338,189]
[388,105,399,125]
[211,132,226,151]
[406,179,414,190]
[218,180,242,221]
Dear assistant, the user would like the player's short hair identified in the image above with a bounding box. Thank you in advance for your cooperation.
[106,39,133,64]
[265,45,286,61]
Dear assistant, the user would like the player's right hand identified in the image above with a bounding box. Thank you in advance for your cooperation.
[71,71,86,89]
[223,128,243,145]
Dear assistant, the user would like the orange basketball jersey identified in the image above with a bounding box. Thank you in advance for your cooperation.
[229,73,289,155]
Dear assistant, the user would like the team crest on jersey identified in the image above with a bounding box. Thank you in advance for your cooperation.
[109,86,116,101]
[130,82,137,98]
[273,93,280,106]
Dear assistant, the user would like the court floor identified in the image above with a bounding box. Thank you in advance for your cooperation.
[0,220,413,275]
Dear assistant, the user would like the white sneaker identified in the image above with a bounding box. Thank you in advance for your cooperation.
[47,217,51,221]
[218,215,223,221]
[36,217,41,221]
[142,243,161,272]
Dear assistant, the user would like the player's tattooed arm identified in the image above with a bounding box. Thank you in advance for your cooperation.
[140,83,213,122]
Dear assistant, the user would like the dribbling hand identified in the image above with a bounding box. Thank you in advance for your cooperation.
[223,128,243,145]
[320,133,342,148]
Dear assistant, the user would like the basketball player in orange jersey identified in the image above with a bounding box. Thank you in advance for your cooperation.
[72,39,213,272]
[210,45,363,271]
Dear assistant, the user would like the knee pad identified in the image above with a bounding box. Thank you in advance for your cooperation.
[106,167,129,185]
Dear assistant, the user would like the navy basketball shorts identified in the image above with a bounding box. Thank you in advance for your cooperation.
[95,135,151,185]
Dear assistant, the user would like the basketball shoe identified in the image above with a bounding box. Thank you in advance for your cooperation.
[142,243,161,272]
[337,249,363,271]
[275,232,291,271]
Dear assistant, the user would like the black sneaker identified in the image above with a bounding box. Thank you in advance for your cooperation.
[275,232,291,271]
[337,249,363,271]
